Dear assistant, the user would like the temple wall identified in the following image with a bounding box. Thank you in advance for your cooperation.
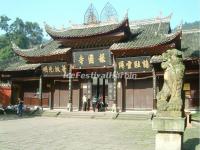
[23,81,49,107]
[184,75,199,110]
[0,84,11,107]
[124,78,153,111]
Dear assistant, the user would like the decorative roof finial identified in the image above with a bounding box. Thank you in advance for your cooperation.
[84,3,99,25]
[125,9,129,19]
[179,19,183,30]
[159,11,163,19]
[100,2,118,23]
[155,11,163,36]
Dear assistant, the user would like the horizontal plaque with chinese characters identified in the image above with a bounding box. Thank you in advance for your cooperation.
[73,49,112,68]
[42,62,69,77]
[116,56,152,72]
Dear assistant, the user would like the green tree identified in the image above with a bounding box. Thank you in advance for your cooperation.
[0,15,11,33]
[0,15,44,69]
[25,22,43,46]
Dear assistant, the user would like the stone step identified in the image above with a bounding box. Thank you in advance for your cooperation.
[36,110,153,120]
[116,113,153,120]
[59,112,118,119]
[41,111,61,117]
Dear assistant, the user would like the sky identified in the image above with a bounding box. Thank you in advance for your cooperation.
[0,0,200,36]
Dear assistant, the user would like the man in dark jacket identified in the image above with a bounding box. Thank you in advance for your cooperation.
[18,98,24,117]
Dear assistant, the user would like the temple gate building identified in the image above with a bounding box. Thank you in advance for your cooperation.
[0,3,199,112]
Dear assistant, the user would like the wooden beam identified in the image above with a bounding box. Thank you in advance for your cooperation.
[12,77,40,81]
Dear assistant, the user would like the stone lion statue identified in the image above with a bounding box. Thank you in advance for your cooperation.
[156,49,185,111]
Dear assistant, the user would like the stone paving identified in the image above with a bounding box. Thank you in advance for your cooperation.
[0,116,199,150]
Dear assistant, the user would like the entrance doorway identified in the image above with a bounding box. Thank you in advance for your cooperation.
[125,79,153,111]
[92,78,108,110]
[54,81,68,108]
[80,78,108,111]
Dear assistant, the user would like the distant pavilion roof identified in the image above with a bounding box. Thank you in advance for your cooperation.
[150,29,200,64]
[181,29,200,58]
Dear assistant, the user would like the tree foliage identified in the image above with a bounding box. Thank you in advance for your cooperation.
[0,15,44,68]
[0,15,10,33]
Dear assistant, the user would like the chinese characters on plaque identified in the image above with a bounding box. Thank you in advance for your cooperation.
[73,49,112,68]
[116,56,152,72]
[42,62,68,77]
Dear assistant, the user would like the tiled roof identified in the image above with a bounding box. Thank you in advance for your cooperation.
[0,55,22,71]
[109,17,176,50]
[12,41,71,58]
[45,19,129,39]
[0,83,11,87]
[181,29,200,58]
[4,60,41,71]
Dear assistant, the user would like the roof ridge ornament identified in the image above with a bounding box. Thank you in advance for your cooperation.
[178,20,183,30]
[124,9,129,20]
[84,3,99,25]
[155,11,163,36]
[129,13,172,26]
[100,2,118,23]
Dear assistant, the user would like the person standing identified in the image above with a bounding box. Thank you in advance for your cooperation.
[87,98,90,111]
[18,98,24,117]
[92,96,98,112]
[98,95,103,112]
[82,94,87,111]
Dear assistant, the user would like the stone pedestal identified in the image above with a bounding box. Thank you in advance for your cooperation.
[152,117,186,150]
[67,103,72,112]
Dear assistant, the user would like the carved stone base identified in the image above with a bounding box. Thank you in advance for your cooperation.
[152,117,186,150]
[67,103,72,112]
[152,117,185,132]
[157,111,183,118]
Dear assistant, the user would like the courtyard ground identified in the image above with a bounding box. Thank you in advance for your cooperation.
[0,116,199,150]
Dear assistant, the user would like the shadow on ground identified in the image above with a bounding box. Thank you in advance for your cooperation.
[183,138,200,150]
[0,109,41,121]
[0,114,37,121]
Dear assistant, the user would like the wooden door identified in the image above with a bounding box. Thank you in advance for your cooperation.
[125,79,153,110]
[133,79,153,109]
[72,82,80,111]
[53,81,68,108]
[59,82,68,108]
[125,80,134,110]
[54,82,60,108]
